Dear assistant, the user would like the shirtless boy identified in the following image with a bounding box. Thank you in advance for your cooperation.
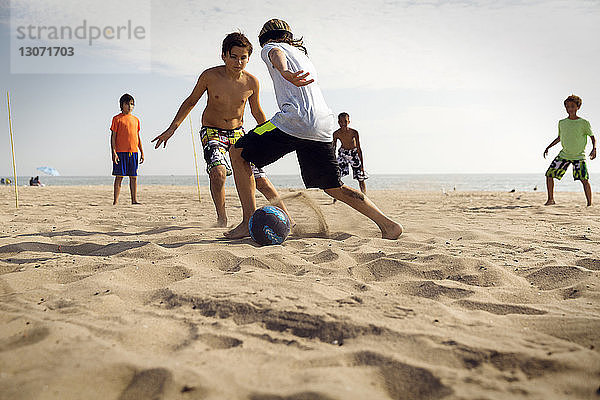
[152,32,289,226]
[333,112,367,194]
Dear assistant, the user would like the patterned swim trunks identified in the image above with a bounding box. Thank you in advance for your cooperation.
[545,156,589,181]
[200,126,266,178]
[337,147,368,181]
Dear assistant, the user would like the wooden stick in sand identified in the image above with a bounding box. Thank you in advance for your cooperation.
[6,91,18,209]
[189,115,201,203]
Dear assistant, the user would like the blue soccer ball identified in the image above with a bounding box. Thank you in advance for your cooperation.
[249,206,291,245]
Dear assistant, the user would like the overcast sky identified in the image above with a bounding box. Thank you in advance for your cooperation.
[1,0,599,177]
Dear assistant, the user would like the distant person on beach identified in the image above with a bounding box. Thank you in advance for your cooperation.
[226,19,402,240]
[152,32,290,228]
[29,176,42,186]
[110,93,144,205]
[544,94,596,206]
[333,112,368,195]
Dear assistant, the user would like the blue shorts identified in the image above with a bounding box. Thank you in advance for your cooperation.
[112,152,139,177]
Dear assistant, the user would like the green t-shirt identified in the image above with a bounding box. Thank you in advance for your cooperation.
[558,117,594,160]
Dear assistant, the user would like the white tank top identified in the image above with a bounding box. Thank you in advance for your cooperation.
[261,42,335,142]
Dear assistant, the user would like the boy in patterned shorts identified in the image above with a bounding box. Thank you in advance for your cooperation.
[153,32,290,227]
[333,112,368,195]
[543,94,596,206]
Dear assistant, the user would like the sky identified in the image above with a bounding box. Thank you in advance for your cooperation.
[1,0,600,177]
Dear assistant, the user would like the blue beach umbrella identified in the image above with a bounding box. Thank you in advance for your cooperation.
[36,166,60,176]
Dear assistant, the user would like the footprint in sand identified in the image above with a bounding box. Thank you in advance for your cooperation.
[152,290,393,344]
[198,333,243,350]
[403,281,475,300]
[439,339,564,379]
[575,258,600,271]
[0,326,50,352]
[351,351,453,400]
[239,253,312,276]
[249,392,336,400]
[296,248,357,272]
[527,266,592,290]
[416,254,501,287]
[350,257,417,282]
[454,299,546,315]
[0,241,148,257]
[118,368,172,400]
[250,351,453,400]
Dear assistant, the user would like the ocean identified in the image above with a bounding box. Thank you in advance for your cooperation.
[7,174,598,192]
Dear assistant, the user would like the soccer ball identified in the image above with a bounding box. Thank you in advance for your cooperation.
[249,206,291,245]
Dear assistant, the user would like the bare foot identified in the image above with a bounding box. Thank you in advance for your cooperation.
[544,200,555,206]
[113,201,117,205]
[132,201,142,205]
[224,221,250,239]
[381,221,403,240]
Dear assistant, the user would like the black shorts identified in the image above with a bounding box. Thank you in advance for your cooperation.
[234,121,343,189]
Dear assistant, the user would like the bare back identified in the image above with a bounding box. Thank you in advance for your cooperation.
[334,127,360,150]
[201,66,257,129]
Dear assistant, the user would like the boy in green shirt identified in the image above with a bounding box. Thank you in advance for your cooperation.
[543,94,596,206]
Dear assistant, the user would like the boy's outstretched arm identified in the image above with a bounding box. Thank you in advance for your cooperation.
[268,48,314,87]
[152,73,208,148]
[543,136,560,159]
[590,135,597,160]
[248,76,267,124]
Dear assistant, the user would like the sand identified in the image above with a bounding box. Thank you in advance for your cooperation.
[0,185,599,400]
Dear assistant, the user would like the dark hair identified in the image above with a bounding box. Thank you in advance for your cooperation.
[119,93,134,110]
[259,30,308,55]
[564,94,582,108]
[338,112,350,119]
[222,32,253,56]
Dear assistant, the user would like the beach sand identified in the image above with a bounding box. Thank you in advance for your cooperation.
[1,185,599,399]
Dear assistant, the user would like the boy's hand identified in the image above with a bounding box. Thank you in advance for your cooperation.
[112,152,120,164]
[140,153,145,164]
[152,128,175,149]
[590,147,597,160]
[281,70,314,87]
[543,148,549,159]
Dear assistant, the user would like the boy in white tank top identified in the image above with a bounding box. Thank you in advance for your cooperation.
[226,19,402,240]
